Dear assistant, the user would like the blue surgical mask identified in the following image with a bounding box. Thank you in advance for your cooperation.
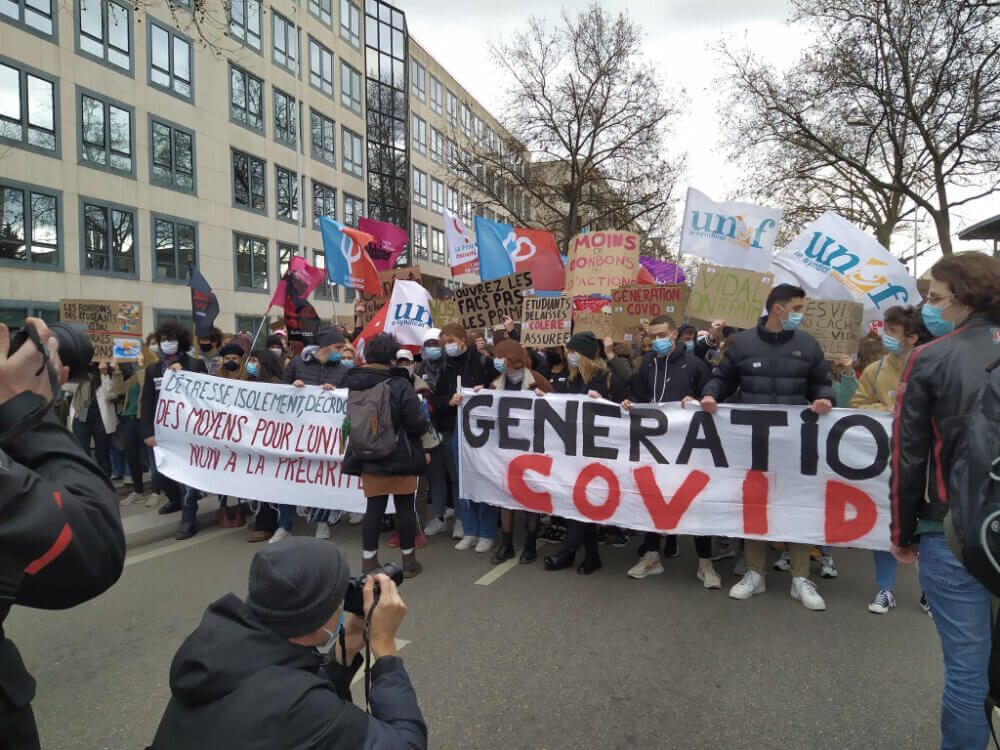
[881,334,903,354]
[341,359,354,369]
[424,346,443,361]
[444,342,461,357]
[567,352,581,368]
[781,311,804,331]
[493,357,506,373]
[652,338,672,356]
[320,608,345,651]
[685,341,695,351]
[327,351,343,364]
[922,303,955,336]
[246,362,259,377]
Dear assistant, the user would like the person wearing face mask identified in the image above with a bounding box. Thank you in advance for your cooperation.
[415,329,456,537]
[266,333,290,367]
[242,350,288,543]
[890,252,1000,750]
[195,328,224,375]
[151,538,426,750]
[701,284,834,611]
[216,342,248,381]
[341,344,357,369]
[415,329,445,393]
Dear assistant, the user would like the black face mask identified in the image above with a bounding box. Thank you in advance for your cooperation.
[119,364,134,381]
[545,351,562,366]
[199,343,215,353]
[224,360,240,372]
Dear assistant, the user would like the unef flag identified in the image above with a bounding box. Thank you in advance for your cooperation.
[678,187,781,272]
[354,280,432,361]
[319,216,381,294]
[473,216,565,292]
[187,264,219,337]
[443,209,479,276]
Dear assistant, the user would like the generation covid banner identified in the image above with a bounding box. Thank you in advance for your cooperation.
[458,391,894,550]
[153,370,370,513]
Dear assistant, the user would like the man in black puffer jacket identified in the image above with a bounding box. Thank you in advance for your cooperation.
[283,328,349,388]
[151,538,426,750]
[701,284,834,612]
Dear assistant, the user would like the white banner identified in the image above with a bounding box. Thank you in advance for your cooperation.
[771,211,920,328]
[458,391,894,550]
[153,370,372,512]
[678,187,781,272]
[443,209,479,277]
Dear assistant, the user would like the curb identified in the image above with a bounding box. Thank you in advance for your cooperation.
[123,505,224,549]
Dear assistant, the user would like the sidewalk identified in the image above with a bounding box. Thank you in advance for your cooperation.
[115,479,227,549]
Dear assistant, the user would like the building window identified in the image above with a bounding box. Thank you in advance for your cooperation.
[447,186,458,214]
[0,60,58,156]
[412,168,426,207]
[78,89,134,176]
[343,193,363,228]
[308,0,330,27]
[81,198,137,277]
[429,75,441,114]
[312,249,330,298]
[340,61,361,114]
[430,227,445,265]
[412,220,427,260]
[339,0,360,47]
[312,180,336,229]
[152,214,196,282]
[473,115,483,143]
[148,22,192,100]
[229,64,263,133]
[232,149,266,214]
[461,193,472,224]
[275,165,299,223]
[272,13,300,77]
[446,139,458,173]
[445,89,457,127]
[460,103,471,136]
[310,109,335,165]
[150,117,195,193]
[77,0,132,72]
[234,314,264,345]
[411,113,425,154]
[429,127,442,164]
[0,179,59,268]
[342,127,363,177]
[234,233,268,291]
[410,58,425,100]
[430,178,443,214]
[0,302,59,328]
[1,0,55,37]
[273,87,298,147]
[229,0,262,52]
[308,38,334,96]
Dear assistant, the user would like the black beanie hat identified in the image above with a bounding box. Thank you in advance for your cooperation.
[567,331,600,359]
[219,342,245,358]
[317,328,347,348]
[246,538,351,637]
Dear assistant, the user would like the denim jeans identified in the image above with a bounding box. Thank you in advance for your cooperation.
[277,505,330,531]
[427,439,455,519]
[873,550,897,592]
[146,444,162,493]
[109,441,128,477]
[72,412,111,477]
[919,532,992,750]
[447,430,496,538]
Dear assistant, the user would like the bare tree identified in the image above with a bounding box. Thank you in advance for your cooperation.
[448,3,685,254]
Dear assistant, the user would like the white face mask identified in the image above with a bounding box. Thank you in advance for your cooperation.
[159,340,179,356]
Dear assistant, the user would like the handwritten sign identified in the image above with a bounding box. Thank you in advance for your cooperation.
[521,296,572,348]
[611,284,688,328]
[572,311,637,343]
[453,271,532,330]
[686,264,774,329]
[564,230,640,297]
[429,298,461,328]
[60,299,143,361]
[800,299,865,359]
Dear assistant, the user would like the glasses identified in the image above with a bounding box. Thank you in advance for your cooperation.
[924,293,953,306]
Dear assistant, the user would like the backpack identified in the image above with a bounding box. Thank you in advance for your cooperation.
[344,380,398,461]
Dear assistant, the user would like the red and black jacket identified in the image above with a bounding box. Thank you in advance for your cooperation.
[890,313,1000,547]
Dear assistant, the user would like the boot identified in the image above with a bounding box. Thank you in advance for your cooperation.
[544,548,576,571]
[519,532,538,564]
[577,550,602,576]
[402,551,422,579]
[175,520,196,541]
[491,533,515,565]
[362,555,381,573]
[158,501,182,515]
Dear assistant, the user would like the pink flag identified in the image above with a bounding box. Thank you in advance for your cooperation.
[358,217,408,271]
[268,255,328,309]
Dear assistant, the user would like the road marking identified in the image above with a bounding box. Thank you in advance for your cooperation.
[350,638,411,687]
[124,527,244,567]
[474,552,522,586]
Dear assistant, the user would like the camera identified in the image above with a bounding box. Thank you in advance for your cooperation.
[342,562,404,616]
[9,322,93,381]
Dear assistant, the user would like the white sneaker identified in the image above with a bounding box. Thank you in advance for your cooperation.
[144,491,164,509]
[452,518,465,539]
[697,560,722,589]
[443,507,455,521]
[868,589,896,614]
[424,517,448,536]
[729,571,766,600]
[120,491,145,506]
[773,550,791,571]
[627,551,664,579]
[123,475,134,486]
[269,528,290,544]
[819,554,838,579]
[315,522,331,540]
[347,512,365,525]
[454,535,478,551]
[791,577,826,611]
[474,537,494,553]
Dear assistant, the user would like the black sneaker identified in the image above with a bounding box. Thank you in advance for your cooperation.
[539,525,566,544]
[663,537,679,559]
[610,529,631,548]
[597,527,609,545]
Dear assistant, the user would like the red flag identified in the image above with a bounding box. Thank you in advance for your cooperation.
[269,255,328,309]
[352,298,389,363]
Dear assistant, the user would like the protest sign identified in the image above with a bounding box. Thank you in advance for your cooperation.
[686,264,774,329]
[453,271,532,330]
[573,296,612,315]
[611,284,689,328]
[564,230,640,298]
[429,298,461,328]
[521,297,572,348]
[357,266,423,326]
[458,392,894,550]
[678,187,781,272]
[572,311,636,343]
[153,370,374,513]
[800,299,865,359]
[60,299,143,361]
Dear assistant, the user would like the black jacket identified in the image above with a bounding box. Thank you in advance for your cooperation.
[427,349,493,433]
[341,366,429,477]
[414,357,445,393]
[283,351,349,389]
[140,354,209,439]
[891,313,1000,547]
[554,367,627,403]
[151,594,427,750]
[702,320,834,406]
[631,349,710,404]
[0,393,125,735]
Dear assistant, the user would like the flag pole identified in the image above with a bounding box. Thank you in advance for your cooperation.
[252,304,271,348]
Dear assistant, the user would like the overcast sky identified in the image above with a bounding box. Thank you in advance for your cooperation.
[395,0,994,264]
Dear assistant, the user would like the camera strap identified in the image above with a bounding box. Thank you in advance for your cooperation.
[0,325,60,447]
[362,586,381,714]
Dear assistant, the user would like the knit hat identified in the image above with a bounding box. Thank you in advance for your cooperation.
[246,538,351,638]
[219,342,245,358]
[316,328,346,348]
[422,327,442,344]
[567,331,600,359]
[676,324,696,340]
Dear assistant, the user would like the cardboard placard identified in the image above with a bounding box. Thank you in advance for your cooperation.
[429,298,461,329]
[800,299,865,359]
[686,264,774,329]
[572,311,639,343]
[357,267,423,326]
[59,299,143,361]
[611,284,689,328]
[564,230,640,298]
[521,296,572,348]
[453,271,532,330]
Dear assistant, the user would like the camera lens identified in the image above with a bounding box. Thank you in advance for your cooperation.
[49,322,93,381]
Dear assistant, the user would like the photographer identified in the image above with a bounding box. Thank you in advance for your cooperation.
[150,538,426,750]
[0,319,125,749]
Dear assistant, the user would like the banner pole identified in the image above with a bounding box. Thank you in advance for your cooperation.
[456,375,463,500]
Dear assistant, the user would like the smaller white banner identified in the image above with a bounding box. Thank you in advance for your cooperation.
[443,209,479,276]
[678,187,781,272]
